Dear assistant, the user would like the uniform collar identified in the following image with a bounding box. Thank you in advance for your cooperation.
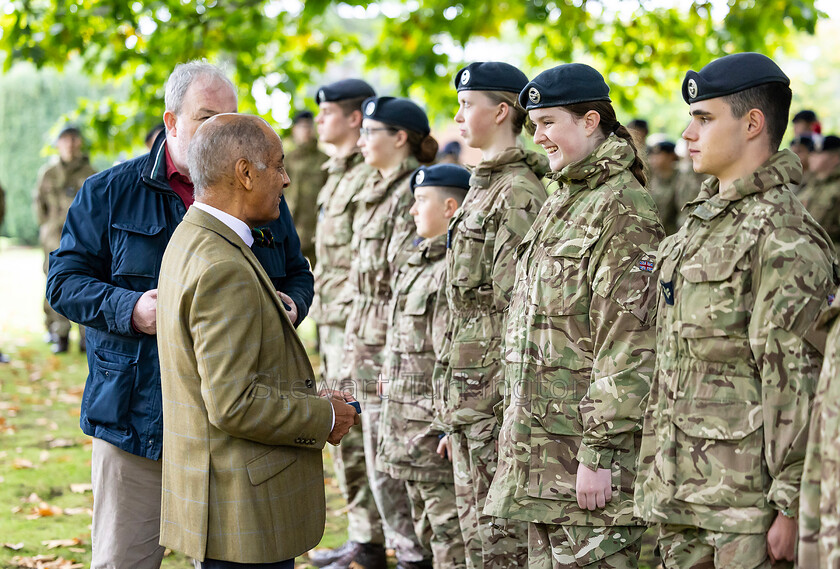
[358,157,419,202]
[470,147,549,189]
[548,135,635,196]
[323,147,364,174]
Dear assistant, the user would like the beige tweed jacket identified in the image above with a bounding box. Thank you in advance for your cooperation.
[157,207,332,563]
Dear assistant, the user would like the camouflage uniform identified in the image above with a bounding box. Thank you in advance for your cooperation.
[311,149,383,547]
[341,156,428,562]
[634,150,838,566]
[377,234,465,569]
[797,165,840,250]
[799,285,840,569]
[285,139,328,266]
[483,136,662,568]
[439,147,548,569]
[34,155,96,339]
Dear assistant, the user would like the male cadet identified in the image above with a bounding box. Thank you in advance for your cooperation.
[157,113,359,568]
[793,109,821,139]
[307,79,387,569]
[647,140,686,235]
[797,135,840,249]
[377,164,471,569]
[46,61,314,569]
[635,52,839,568]
[34,125,97,353]
[799,285,840,567]
[284,110,328,266]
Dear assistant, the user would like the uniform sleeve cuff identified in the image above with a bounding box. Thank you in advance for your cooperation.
[576,443,613,471]
[768,480,799,516]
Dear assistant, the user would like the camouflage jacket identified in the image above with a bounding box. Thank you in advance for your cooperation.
[34,155,96,250]
[438,147,548,428]
[635,149,838,534]
[342,157,419,392]
[376,235,454,482]
[311,149,372,325]
[799,286,840,568]
[797,166,840,249]
[484,136,663,526]
[284,140,329,263]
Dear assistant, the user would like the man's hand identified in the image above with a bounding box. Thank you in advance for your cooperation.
[436,435,452,462]
[327,396,361,446]
[575,463,613,510]
[767,511,797,563]
[277,291,298,324]
[132,289,158,335]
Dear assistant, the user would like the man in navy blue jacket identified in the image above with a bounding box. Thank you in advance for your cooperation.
[46,61,314,569]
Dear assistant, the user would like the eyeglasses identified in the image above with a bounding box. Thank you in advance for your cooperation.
[359,127,396,137]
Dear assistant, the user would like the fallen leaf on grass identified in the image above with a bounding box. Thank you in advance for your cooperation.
[62,507,92,517]
[25,502,63,519]
[67,548,84,554]
[10,554,83,568]
[12,458,35,469]
[41,538,81,549]
[4,543,24,550]
[22,493,42,503]
[45,438,78,449]
[69,484,91,494]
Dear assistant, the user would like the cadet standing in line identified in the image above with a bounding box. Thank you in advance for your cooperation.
[647,140,685,235]
[634,53,838,568]
[440,62,548,569]
[789,134,815,180]
[340,96,439,569]
[284,110,329,267]
[485,63,663,569]
[799,283,840,568]
[306,79,387,569]
[797,135,840,250]
[33,125,97,353]
[377,164,471,569]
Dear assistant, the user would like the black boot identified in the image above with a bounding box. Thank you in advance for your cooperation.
[323,542,387,569]
[309,541,358,568]
[52,335,69,354]
[396,559,433,569]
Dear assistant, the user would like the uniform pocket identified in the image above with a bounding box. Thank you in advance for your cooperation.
[672,398,766,508]
[447,337,501,414]
[86,349,137,429]
[532,232,598,316]
[395,291,433,353]
[110,223,165,284]
[527,398,581,502]
[449,210,492,289]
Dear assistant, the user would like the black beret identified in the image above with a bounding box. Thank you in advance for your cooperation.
[790,135,815,151]
[816,135,840,152]
[651,141,677,154]
[362,96,430,137]
[793,110,818,123]
[682,52,789,104]
[518,63,610,111]
[454,62,529,94]
[410,164,471,195]
[315,79,376,105]
[292,110,314,124]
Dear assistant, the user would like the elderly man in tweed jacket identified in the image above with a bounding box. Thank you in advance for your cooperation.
[156,113,360,568]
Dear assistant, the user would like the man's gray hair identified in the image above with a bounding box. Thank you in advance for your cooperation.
[188,118,271,194]
[165,60,236,115]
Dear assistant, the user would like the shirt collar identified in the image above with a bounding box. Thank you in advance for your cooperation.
[192,202,254,247]
[164,144,193,186]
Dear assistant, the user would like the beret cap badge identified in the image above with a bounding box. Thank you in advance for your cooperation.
[365,101,376,116]
[687,79,698,99]
[415,170,425,185]
[460,69,470,85]
[528,87,541,104]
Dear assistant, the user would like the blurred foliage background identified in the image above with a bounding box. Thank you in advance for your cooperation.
[1,0,839,244]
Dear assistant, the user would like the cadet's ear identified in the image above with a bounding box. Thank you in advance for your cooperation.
[347,109,363,129]
[443,196,460,219]
[745,108,766,142]
[393,129,409,149]
[494,102,511,126]
[583,110,601,137]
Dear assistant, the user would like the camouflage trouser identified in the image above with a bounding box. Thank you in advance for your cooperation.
[656,524,793,569]
[363,400,430,562]
[405,480,466,569]
[319,323,384,545]
[449,417,527,569]
[43,254,77,338]
[528,523,644,569]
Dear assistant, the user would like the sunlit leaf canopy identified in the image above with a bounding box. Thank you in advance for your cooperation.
[0,0,826,153]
